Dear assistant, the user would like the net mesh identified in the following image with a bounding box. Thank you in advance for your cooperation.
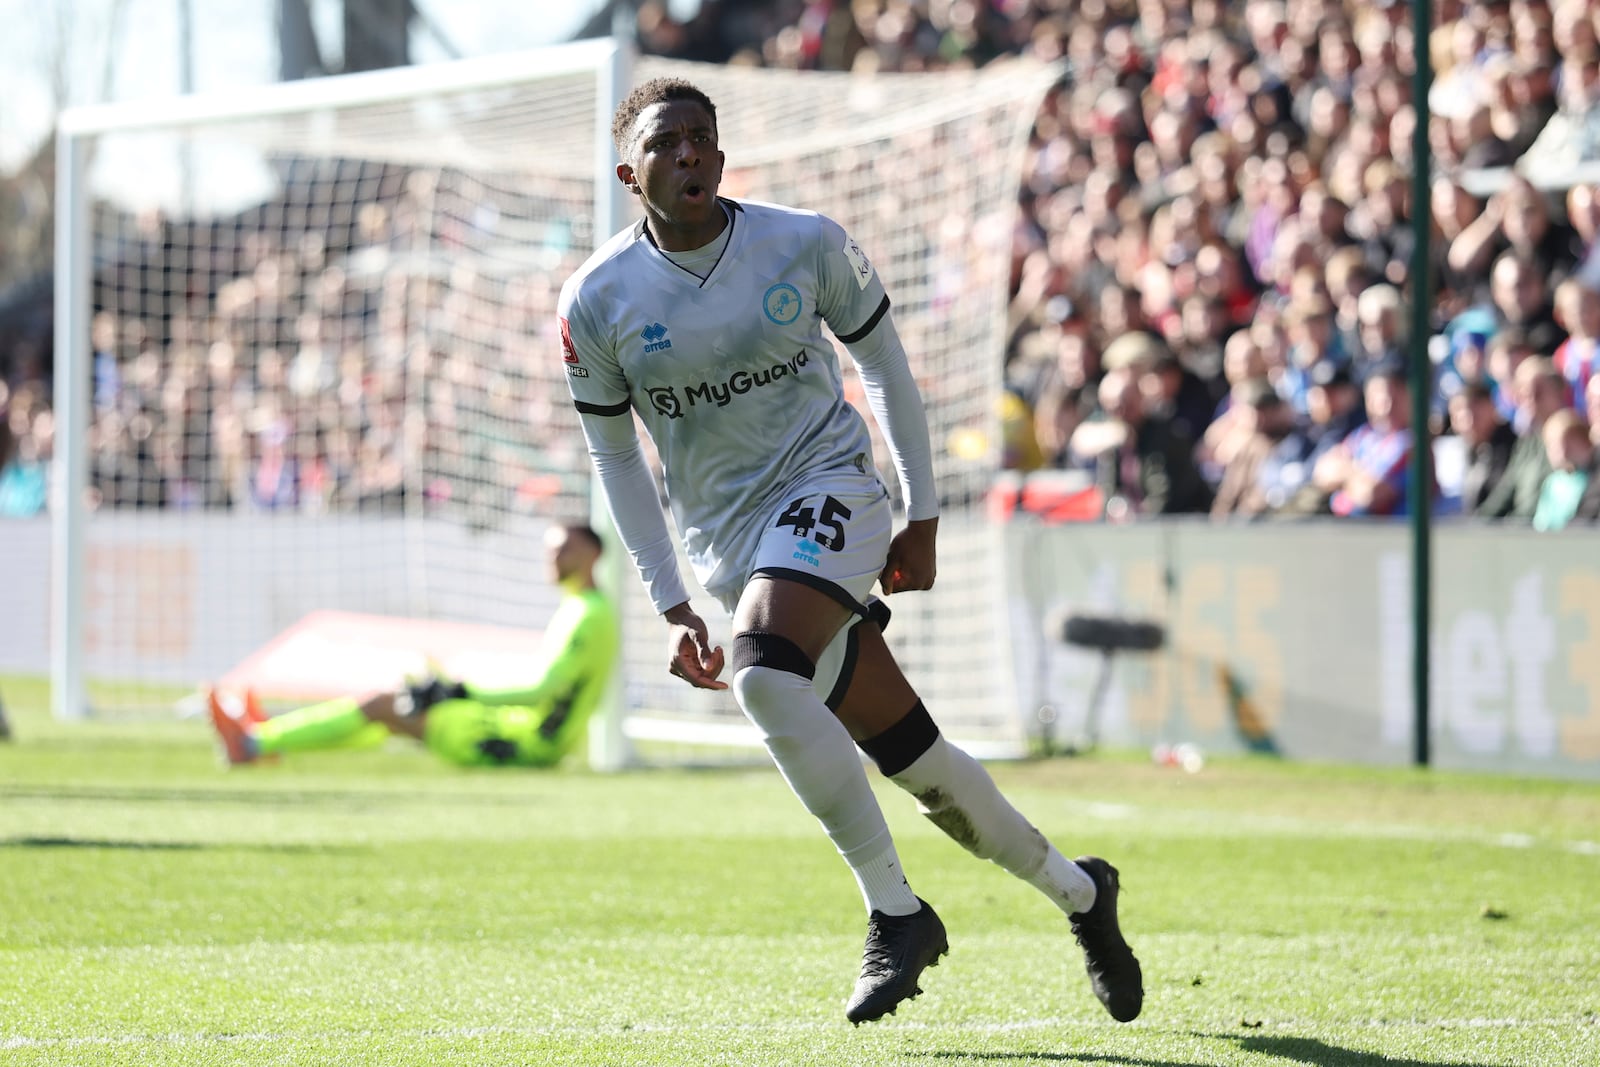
[62,50,1058,756]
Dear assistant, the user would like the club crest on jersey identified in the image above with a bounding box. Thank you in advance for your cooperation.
[793,539,823,567]
[647,385,683,419]
[764,283,802,325]
[642,322,673,353]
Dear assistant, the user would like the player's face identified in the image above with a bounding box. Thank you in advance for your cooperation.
[617,100,725,251]
[545,527,596,584]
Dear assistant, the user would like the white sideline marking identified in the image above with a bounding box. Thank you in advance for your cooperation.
[1088,801,1600,859]
[3,1015,1587,1050]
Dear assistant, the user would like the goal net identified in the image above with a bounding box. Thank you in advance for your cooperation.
[52,40,1060,763]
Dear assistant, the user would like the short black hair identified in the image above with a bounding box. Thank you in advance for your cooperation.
[611,78,718,160]
[561,522,604,555]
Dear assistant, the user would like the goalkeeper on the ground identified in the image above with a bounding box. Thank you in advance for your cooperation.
[207,523,618,769]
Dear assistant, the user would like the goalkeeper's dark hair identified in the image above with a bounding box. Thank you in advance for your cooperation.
[612,78,718,159]
[562,522,604,555]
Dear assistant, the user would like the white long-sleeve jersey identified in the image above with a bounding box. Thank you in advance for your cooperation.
[558,197,936,612]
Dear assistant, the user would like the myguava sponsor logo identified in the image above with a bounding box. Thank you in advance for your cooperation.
[681,350,810,410]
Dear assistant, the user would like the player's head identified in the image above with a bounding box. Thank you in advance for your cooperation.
[611,78,725,248]
[546,523,604,586]
[612,78,717,160]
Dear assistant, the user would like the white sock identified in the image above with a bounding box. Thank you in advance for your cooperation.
[890,732,1096,914]
[852,844,920,917]
[733,663,920,916]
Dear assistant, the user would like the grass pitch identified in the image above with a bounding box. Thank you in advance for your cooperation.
[2,675,1598,1066]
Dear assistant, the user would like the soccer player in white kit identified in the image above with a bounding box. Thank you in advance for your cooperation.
[559,77,1142,1026]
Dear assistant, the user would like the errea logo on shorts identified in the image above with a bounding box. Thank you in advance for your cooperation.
[642,322,673,353]
[793,539,823,567]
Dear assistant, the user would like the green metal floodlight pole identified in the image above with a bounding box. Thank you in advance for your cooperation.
[1408,0,1435,768]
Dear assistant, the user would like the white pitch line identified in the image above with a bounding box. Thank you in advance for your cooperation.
[4,1014,1590,1051]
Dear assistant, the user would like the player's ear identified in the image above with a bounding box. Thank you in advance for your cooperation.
[616,163,640,194]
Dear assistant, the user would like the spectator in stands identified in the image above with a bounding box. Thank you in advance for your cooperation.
[1486,251,1566,356]
[1351,160,1415,288]
[1279,295,1347,416]
[1434,306,1499,419]
[1349,284,1408,382]
[1139,346,1219,446]
[1485,57,1558,160]
[1534,408,1595,530]
[1211,380,1308,520]
[1578,376,1600,520]
[1071,365,1213,519]
[1449,379,1519,516]
[1448,177,1579,301]
[1587,372,1600,437]
[1568,182,1600,289]
[1481,355,1570,519]
[1199,329,1271,480]
[1486,327,1537,427]
[1431,178,1486,320]
[0,405,48,518]
[1312,364,1416,518]
[1553,277,1600,405]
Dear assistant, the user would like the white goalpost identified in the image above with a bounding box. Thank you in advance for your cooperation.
[52,38,1061,766]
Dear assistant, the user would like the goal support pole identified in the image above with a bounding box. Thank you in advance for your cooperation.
[51,132,92,722]
[587,35,635,772]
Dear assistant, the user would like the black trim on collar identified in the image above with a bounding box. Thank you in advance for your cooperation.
[639,201,738,289]
[836,295,891,344]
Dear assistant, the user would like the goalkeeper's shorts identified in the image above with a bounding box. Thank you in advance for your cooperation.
[421,698,567,768]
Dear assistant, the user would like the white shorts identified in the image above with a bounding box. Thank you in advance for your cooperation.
[714,470,893,707]
[714,470,893,620]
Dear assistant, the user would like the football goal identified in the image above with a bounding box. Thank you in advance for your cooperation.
[52,38,1061,766]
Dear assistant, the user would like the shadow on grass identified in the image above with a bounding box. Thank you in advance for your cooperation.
[0,836,359,853]
[924,1052,1201,1065]
[923,1034,1495,1066]
[1222,1034,1494,1066]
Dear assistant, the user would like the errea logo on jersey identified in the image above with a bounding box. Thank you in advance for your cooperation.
[642,322,673,353]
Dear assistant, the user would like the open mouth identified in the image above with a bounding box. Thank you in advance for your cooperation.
[682,181,707,203]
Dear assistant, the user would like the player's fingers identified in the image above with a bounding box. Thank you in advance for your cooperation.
[684,660,730,690]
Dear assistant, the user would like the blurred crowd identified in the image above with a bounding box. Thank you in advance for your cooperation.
[1,166,592,523]
[4,0,1600,531]
[982,0,1600,529]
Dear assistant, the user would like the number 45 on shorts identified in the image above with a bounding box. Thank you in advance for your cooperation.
[776,495,852,551]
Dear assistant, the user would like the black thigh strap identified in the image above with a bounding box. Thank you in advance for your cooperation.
[823,624,863,712]
[730,631,816,680]
[858,700,939,777]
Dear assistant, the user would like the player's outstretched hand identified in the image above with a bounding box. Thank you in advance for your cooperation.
[879,517,938,595]
[663,602,729,690]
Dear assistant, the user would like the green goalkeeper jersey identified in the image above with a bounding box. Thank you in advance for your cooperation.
[423,582,620,767]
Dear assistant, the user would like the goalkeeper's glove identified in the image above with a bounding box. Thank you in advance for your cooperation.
[397,674,468,717]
